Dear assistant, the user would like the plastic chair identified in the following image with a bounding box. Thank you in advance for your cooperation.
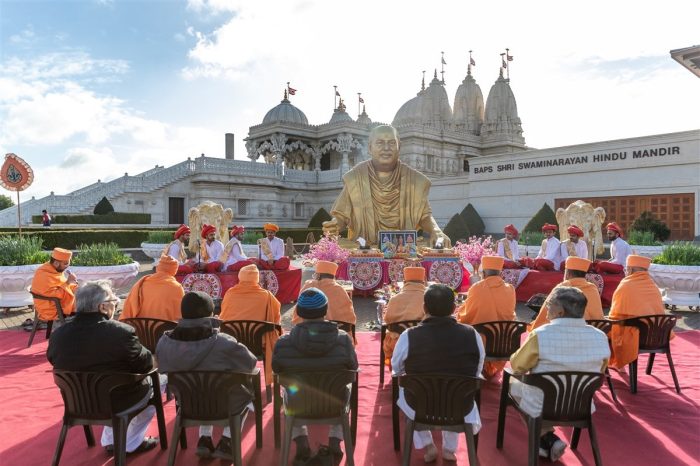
[166,369,262,466]
[619,314,680,393]
[51,368,167,466]
[220,319,282,402]
[497,368,604,466]
[28,290,66,347]
[328,319,356,341]
[273,370,358,466]
[121,318,177,354]
[398,374,482,466]
[379,320,422,385]
[586,319,618,401]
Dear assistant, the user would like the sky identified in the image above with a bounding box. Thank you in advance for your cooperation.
[0,0,698,201]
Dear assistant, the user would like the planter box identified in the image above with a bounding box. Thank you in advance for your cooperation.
[141,242,167,265]
[72,261,140,290]
[629,245,665,259]
[0,264,42,307]
[648,263,700,307]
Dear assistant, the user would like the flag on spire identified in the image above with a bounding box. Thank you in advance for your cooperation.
[470,57,476,66]
[507,53,514,61]
[288,86,297,95]
[441,56,447,65]
[358,95,364,103]
[335,89,340,96]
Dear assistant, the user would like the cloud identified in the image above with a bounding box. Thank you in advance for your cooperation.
[9,26,36,45]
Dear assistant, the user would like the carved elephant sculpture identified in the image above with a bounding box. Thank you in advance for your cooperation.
[555,200,606,258]
[187,201,234,253]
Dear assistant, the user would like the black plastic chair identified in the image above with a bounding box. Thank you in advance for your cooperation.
[525,293,547,318]
[586,319,618,401]
[166,369,262,466]
[220,319,282,402]
[28,290,66,347]
[273,370,358,466]
[618,314,680,394]
[51,368,167,466]
[328,319,356,342]
[497,368,604,466]
[398,374,482,466]
[379,320,422,385]
[121,318,177,354]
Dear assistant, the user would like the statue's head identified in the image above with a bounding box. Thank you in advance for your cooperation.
[369,125,400,172]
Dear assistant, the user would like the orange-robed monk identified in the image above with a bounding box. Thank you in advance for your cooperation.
[120,254,185,322]
[31,247,78,321]
[457,255,516,378]
[219,264,282,383]
[291,260,356,331]
[530,256,604,331]
[382,267,427,363]
[608,254,670,369]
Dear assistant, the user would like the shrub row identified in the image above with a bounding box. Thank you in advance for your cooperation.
[30,212,151,224]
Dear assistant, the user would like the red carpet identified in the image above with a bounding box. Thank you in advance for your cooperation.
[1,330,699,465]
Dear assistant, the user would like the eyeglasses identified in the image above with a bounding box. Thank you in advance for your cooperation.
[103,297,120,305]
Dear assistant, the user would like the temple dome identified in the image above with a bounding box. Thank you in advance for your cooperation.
[329,99,354,124]
[483,71,521,129]
[392,91,424,126]
[393,71,452,128]
[356,106,372,125]
[453,69,484,135]
[262,92,309,125]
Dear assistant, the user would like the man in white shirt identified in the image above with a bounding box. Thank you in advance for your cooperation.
[533,223,561,271]
[195,224,225,273]
[163,224,196,274]
[594,222,630,274]
[497,224,522,269]
[256,223,290,270]
[559,224,589,270]
[219,225,256,272]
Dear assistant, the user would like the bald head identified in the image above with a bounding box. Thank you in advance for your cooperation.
[369,125,400,172]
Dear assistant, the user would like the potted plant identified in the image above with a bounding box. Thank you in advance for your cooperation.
[518,231,544,257]
[141,231,174,265]
[0,236,50,307]
[627,230,664,259]
[648,242,700,310]
[71,242,140,290]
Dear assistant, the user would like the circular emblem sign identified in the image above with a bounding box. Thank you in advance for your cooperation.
[0,153,34,191]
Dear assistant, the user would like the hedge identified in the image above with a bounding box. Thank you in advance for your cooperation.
[523,203,559,237]
[308,208,332,228]
[0,230,154,249]
[94,196,115,215]
[444,214,470,244]
[30,212,151,224]
[460,203,485,236]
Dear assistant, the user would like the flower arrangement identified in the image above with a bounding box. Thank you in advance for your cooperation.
[301,233,351,267]
[453,235,496,268]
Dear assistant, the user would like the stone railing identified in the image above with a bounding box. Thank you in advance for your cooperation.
[318,169,342,183]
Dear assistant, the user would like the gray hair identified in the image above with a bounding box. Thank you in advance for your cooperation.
[75,280,113,313]
[549,286,587,318]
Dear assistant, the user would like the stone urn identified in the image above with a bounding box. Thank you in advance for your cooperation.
[72,261,141,291]
[0,264,42,307]
[648,263,700,310]
[141,242,167,265]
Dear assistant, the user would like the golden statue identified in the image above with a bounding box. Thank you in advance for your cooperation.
[323,125,450,247]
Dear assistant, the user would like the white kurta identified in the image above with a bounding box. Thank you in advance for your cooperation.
[166,241,186,265]
[609,237,631,265]
[196,240,225,264]
[497,238,521,262]
[222,239,248,268]
[537,237,562,270]
[259,237,285,261]
[559,239,589,261]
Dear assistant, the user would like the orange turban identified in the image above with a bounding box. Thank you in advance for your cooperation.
[156,254,179,276]
[626,255,651,269]
[52,248,72,261]
[201,224,216,239]
[565,256,591,273]
[263,223,279,232]
[315,260,338,276]
[567,225,584,237]
[481,255,504,271]
[504,224,519,236]
[238,264,260,282]
[230,225,245,237]
[607,222,623,237]
[541,223,558,232]
[403,267,425,282]
[174,224,190,239]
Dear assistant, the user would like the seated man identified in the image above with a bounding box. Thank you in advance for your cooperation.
[220,264,282,387]
[291,261,356,337]
[156,291,257,461]
[510,287,609,461]
[608,255,669,370]
[532,223,562,271]
[220,225,256,272]
[457,256,516,378]
[559,224,588,270]
[272,288,358,464]
[47,280,158,454]
[392,284,484,463]
[497,224,522,269]
[120,254,184,322]
[594,222,630,275]
[164,224,197,274]
[256,223,290,270]
[196,224,224,273]
[382,267,427,364]
[530,256,604,330]
[31,247,78,323]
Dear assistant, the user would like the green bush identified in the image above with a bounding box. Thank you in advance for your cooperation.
[460,204,485,236]
[242,231,264,244]
[308,208,332,228]
[0,236,50,265]
[443,214,470,244]
[31,212,151,224]
[93,197,115,215]
[0,230,153,249]
[518,231,545,246]
[146,231,176,243]
[630,211,671,242]
[627,230,661,246]
[523,203,559,237]
[652,242,700,266]
[71,242,133,266]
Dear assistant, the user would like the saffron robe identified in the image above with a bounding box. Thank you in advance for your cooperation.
[291,278,356,327]
[120,272,184,322]
[31,262,77,320]
[529,277,604,331]
[382,282,427,363]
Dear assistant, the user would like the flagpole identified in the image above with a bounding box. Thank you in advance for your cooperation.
[440,51,445,84]
[16,190,21,237]
[468,50,473,74]
[286,82,290,99]
[333,85,338,109]
[505,48,510,81]
[357,93,361,116]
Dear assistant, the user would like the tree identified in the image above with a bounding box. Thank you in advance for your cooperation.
[0,194,14,210]
[630,211,671,242]
[523,203,559,237]
[308,207,332,228]
[443,214,470,244]
[93,196,115,215]
[460,203,485,236]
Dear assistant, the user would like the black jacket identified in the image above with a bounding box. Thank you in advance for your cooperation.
[47,312,154,410]
[272,320,358,374]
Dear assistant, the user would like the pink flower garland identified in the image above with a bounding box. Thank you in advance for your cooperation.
[302,233,351,267]
[453,235,496,268]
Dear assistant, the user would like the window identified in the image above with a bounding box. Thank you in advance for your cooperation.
[294,202,304,218]
[237,199,249,217]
